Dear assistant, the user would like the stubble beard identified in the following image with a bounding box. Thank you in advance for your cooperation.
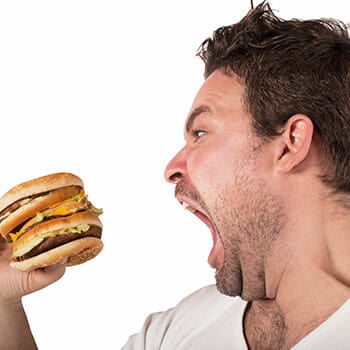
[214,172,285,301]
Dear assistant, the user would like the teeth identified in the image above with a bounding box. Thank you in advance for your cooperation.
[182,202,196,213]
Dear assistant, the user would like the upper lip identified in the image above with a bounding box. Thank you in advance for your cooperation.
[176,196,213,229]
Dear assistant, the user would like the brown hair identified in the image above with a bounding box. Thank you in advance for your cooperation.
[197,1,350,193]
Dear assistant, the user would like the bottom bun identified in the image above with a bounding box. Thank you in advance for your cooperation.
[10,237,103,272]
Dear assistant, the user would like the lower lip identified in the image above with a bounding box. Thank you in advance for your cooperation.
[208,227,225,270]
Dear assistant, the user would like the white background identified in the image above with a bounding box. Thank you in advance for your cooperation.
[0,1,348,348]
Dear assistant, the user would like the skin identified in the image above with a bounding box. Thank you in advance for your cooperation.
[0,239,66,349]
[2,69,350,349]
[166,70,285,300]
[165,69,350,349]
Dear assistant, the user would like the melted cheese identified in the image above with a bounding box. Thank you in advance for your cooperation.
[8,191,102,244]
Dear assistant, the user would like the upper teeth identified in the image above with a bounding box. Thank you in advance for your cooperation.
[182,202,196,212]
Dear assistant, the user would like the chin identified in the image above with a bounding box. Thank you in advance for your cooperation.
[215,267,267,301]
[215,267,242,298]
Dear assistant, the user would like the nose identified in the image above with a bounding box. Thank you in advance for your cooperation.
[164,147,187,184]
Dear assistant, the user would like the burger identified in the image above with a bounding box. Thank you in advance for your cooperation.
[0,172,103,271]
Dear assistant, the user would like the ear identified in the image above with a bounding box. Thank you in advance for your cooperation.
[275,114,314,173]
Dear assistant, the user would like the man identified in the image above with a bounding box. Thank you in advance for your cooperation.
[1,1,350,349]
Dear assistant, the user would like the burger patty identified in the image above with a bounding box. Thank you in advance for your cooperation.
[14,225,102,261]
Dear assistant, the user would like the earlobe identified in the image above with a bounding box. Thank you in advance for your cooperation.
[276,115,314,173]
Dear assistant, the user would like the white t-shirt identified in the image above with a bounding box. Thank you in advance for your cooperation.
[122,285,350,349]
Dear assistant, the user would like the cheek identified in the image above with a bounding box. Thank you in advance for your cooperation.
[187,144,236,194]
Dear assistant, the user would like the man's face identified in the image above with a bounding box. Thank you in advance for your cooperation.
[165,70,285,300]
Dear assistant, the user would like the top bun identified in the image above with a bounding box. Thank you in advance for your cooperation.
[0,172,84,213]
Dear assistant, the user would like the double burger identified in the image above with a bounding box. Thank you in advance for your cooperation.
[0,172,103,271]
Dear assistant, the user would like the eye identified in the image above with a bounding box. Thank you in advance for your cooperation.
[192,129,207,141]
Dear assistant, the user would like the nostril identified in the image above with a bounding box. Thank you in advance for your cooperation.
[168,171,183,184]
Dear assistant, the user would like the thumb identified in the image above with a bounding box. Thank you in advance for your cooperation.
[28,259,67,292]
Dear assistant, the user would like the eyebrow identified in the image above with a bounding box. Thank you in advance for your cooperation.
[185,105,211,133]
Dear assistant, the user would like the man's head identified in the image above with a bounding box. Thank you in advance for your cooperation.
[198,1,350,195]
[165,1,350,301]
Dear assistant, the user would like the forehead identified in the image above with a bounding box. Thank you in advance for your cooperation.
[188,70,246,119]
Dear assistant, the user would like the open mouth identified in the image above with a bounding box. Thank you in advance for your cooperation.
[179,199,224,270]
[181,201,217,242]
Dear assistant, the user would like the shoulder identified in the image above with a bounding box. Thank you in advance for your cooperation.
[175,284,242,311]
[171,284,247,328]
[122,285,247,350]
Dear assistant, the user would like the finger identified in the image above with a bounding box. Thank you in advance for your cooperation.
[29,259,67,291]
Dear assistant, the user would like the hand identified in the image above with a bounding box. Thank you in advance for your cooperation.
[0,237,66,304]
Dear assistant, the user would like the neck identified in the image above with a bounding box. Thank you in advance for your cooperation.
[244,299,287,350]
[245,268,350,349]
[260,199,350,348]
